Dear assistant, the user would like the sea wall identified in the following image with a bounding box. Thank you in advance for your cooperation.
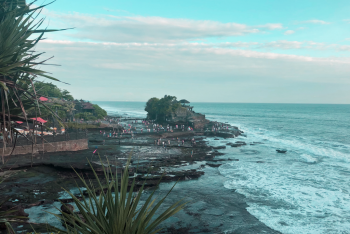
[0,139,88,156]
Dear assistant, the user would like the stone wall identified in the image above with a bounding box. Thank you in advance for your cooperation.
[1,139,88,156]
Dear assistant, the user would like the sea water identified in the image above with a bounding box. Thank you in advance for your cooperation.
[95,102,350,233]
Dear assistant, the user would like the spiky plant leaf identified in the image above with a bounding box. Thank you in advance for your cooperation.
[50,155,186,234]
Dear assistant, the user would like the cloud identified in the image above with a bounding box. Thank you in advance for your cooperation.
[34,40,350,104]
[284,30,295,35]
[43,11,283,43]
[298,20,330,25]
[41,39,350,52]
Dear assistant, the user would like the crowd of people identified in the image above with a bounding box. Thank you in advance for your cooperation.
[97,117,231,150]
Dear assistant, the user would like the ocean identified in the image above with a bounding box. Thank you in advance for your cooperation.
[94,101,350,234]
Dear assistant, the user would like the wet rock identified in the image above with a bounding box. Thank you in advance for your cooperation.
[61,204,75,214]
[214,138,220,140]
[204,208,225,216]
[230,144,243,147]
[276,149,287,153]
[206,163,222,168]
[0,202,29,217]
[212,146,226,150]
[256,161,265,163]
[228,158,239,161]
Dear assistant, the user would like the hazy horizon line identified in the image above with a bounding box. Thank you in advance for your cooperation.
[91,101,350,105]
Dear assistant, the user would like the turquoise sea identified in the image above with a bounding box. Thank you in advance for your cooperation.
[95,102,350,233]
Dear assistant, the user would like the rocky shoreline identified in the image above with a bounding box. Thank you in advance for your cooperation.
[0,116,280,234]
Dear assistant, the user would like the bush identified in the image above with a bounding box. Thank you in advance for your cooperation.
[50,156,186,234]
[65,122,99,130]
[92,104,107,119]
[74,112,97,121]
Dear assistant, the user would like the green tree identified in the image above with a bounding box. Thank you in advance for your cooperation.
[31,82,62,98]
[62,89,74,101]
[29,82,74,100]
[144,97,159,119]
[92,104,107,119]
[145,95,180,120]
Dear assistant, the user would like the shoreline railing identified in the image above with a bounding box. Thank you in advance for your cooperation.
[0,130,88,148]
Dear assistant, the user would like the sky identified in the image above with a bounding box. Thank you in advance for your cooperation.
[34,0,350,103]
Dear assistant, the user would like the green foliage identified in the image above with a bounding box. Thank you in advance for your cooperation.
[0,0,66,163]
[74,112,97,121]
[62,90,74,101]
[30,82,74,101]
[65,122,99,130]
[92,104,107,119]
[145,95,180,120]
[50,156,186,234]
[31,82,62,98]
[145,98,159,119]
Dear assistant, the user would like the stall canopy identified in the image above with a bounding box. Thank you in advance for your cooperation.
[30,117,47,124]
[39,97,48,102]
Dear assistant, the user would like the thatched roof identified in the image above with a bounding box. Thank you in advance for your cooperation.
[179,99,190,104]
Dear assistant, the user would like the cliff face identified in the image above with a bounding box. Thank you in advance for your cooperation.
[169,107,209,130]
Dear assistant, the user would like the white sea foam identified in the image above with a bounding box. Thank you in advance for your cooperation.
[207,117,350,233]
[219,158,350,234]
[98,105,147,118]
[300,154,318,163]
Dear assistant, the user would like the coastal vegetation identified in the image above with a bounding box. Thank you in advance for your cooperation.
[28,81,107,124]
[65,122,101,129]
[0,0,65,164]
[29,82,74,101]
[51,156,185,234]
[0,2,185,233]
[145,95,181,120]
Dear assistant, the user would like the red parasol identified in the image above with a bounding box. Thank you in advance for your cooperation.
[39,97,48,102]
[30,117,47,124]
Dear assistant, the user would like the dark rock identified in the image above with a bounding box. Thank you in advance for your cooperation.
[230,144,243,147]
[214,138,220,140]
[228,158,239,161]
[276,150,287,153]
[256,161,265,163]
[206,163,222,168]
[0,202,29,217]
[212,146,226,149]
[235,141,246,144]
[61,204,75,214]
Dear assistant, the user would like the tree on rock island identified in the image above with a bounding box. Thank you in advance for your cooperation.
[145,95,181,120]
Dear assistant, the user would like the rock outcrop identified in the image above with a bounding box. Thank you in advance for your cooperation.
[169,106,209,129]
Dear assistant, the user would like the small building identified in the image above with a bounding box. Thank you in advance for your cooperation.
[82,102,95,113]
